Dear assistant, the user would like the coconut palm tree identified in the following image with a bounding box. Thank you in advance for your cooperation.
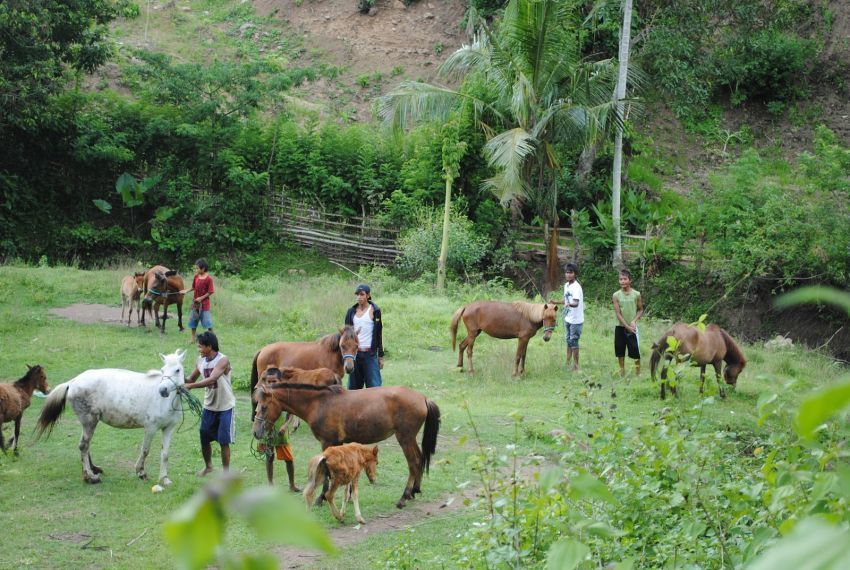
[379,0,629,292]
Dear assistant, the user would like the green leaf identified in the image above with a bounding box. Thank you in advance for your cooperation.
[795,379,850,439]
[538,467,562,492]
[163,491,223,570]
[92,199,112,213]
[547,538,589,570]
[570,472,618,505]
[229,486,336,554]
[746,518,850,570]
[776,286,850,316]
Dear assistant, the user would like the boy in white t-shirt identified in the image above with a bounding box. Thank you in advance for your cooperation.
[551,263,584,371]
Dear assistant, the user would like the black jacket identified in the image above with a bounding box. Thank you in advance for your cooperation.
[344,301,383,357]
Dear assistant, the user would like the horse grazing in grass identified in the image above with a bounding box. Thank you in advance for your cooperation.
[120,272,146,326]
[304,443,379,525]
[253,382,439,509]
[35,350,187,484]
[450,301,558,376]
[0,365,49,454]
[650,323,747,400]
[140,265,185,334]
[249,327,359,414]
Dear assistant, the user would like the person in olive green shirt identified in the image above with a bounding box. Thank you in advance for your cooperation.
[612,269,644,377]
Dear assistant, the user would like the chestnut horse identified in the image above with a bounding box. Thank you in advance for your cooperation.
[450,301,559,376]
[0,365,49,454]
[120,272,146,326]
[252,383,439,509]
[303,443,379,525]
[140,265,185,334]
[650,323,747,400]
[249,326,359,414]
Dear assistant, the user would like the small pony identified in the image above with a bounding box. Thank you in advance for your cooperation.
[303,443,379,524]
[274,366,341,386]
[0,365,49,454]
[450,300,558,376]
[650,323,747,400]
[120,272,146,326]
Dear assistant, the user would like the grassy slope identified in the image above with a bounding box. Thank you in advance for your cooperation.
[0,262,843,568]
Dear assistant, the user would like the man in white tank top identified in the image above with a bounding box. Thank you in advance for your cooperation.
[343,284,384,389]
[186,331,235,476]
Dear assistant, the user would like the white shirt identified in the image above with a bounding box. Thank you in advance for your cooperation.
[197,352,235,411]
[563,281,584,325]
[353,308,375,350]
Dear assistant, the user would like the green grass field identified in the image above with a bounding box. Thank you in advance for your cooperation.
[0,261,844,568]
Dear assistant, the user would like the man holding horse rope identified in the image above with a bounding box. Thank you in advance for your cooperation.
[344,284,384,389]
[185,331,235,476]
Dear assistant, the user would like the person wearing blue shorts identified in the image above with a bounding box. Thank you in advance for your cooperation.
[186,331,235,476]
[551,263,584,372]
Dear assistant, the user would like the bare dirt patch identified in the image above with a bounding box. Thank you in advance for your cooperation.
[49,303,132,326]
[275,490,472,568]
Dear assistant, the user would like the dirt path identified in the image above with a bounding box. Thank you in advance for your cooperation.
[49,303,133,325]
[275,490,472,568]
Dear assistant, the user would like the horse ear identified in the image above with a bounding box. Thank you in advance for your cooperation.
[176,348,186,361]
[355,327,361,335]
[160,353,166,362]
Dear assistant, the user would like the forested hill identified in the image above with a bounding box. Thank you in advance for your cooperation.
[2,0,850,350]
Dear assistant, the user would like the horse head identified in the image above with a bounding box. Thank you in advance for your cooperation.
[26,364,50,395]
[541,303,558,342]
[157,349,186,397]
[251,384,285,439]
[724,361,745,387]
[338,325,359,373]
[364,446,379,484]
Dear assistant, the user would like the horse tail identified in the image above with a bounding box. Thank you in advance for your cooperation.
[450,306,465,351]
[250,351,260,419]
[649,337,667,383]
[34,382,70,440]
[420,399,441,475]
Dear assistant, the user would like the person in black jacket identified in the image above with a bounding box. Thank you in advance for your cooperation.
[344,284,384,389]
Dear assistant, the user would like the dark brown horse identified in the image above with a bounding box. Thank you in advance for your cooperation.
[252,383,440,509]
[450,301,559,376]
[0,365,49,454]
[249,327,360,411]
[140,265,185,333]
[650,323,747,400]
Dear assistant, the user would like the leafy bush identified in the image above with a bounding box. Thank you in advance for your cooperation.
[396,209,490,281]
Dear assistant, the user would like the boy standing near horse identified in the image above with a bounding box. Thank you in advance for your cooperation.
[551,263,584,371]
[344,284,384,389]
[612,269,644,377]
[186,331,235,476]
[257,368,301,492]
[180,258,215,345]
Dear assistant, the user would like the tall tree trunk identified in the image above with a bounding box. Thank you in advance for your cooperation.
[545,218,560,296]
[612,0,633,270]
[437,175,452,291]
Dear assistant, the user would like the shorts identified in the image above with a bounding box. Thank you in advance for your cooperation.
[564,322,583,348]
[189,309,213,330]
[614,326,641,359]
[200,408,235,446]
[258,443,294,461]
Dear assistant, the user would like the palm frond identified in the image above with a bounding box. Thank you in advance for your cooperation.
[376,81,462,131]
[482,127,536,205]
[438,34,491,81]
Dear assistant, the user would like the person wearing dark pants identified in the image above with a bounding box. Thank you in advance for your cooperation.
[344,284,384,389]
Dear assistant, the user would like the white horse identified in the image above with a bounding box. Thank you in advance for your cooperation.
[35,350,187,485]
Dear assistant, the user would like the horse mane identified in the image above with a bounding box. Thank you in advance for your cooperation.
[15,365,43,388]
[317,325,357,353]
[719,328,747,367]
[266,382,344,393]
[511,301,546,324]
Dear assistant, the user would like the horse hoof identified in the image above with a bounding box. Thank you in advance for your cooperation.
[396,500,406,509]
[357,517,366,524]
[85,476,102,484]
[92,466,104,475]
[161,478,172,487]
[138,472,148,480]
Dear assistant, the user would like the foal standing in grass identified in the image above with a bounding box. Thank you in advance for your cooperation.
[303,443,379,524]
[0,365,49,454]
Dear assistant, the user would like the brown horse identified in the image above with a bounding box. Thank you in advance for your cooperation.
[0,365,49,454]
[265,366,341,386]
[252,383,440,509]
[120,272,146,326]
[303,443,379,525]
[650,323,747,400]
[140,265,185,333]
[450,301,559,376]
[249,327,360,412]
